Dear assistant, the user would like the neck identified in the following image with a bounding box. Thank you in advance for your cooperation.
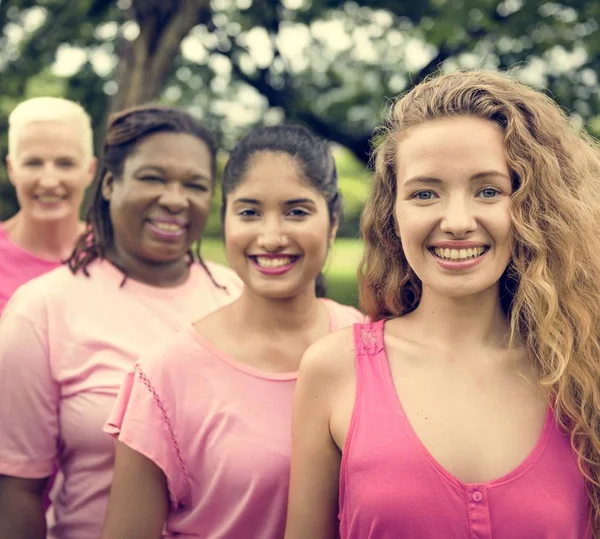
[230,285,322,334]
[408,285,510,349]
[4,211,83,260]
[107,245,191,288]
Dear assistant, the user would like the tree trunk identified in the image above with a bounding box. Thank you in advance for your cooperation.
[109,0,210,114]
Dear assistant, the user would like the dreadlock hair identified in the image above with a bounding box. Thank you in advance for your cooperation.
[67,103,225,290]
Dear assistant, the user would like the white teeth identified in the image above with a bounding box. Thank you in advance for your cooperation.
[433,247,486,261]
[153,222,183,232]
[256,256,294,268]
[37,196,63,204]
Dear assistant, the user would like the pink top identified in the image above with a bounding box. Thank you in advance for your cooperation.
[339,320,592,539]
[105,299,364,539]
[0,222,62,315]
[0,259,242,539]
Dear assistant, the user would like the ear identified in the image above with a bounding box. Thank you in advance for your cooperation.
[101,172,115,201]
[329,217,339,247]
[85,157,98,189]
[6,156,15,186]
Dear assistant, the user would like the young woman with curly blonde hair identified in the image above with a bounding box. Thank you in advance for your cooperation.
[284,70,600,538]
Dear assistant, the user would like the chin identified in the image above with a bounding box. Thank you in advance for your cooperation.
[428,280,500,300]
[145,248,190,265]
[251,283,301,300]
[30,208,73,222]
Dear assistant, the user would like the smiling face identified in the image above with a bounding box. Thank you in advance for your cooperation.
[224,152,334,300]
[7,120,95,222]
[394,115,513,300]
[102,131,214,267]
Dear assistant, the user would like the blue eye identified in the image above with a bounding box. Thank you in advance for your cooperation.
[413,191,435,200]
[480,188,500,198]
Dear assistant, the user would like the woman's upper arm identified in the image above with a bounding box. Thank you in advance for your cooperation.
[285,330,352,539]
[101,441,169,539]
[0,305,59,478]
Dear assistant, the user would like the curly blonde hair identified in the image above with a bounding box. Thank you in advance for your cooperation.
[359,69,600,533]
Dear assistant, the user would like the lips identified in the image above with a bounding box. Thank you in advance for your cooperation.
[146,218,188,240]
[248,254,301,276]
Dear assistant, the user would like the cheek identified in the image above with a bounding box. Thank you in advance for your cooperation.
[11,172,36,191]
[223,222,253,258]
[300,226,331,260]
[64,171,90,192]
[190,194,213,217]
[397,211,429,253]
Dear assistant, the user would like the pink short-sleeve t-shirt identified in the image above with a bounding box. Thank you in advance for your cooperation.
[0,222,62,315]
[105,299,364,538]
[0,258,242,539]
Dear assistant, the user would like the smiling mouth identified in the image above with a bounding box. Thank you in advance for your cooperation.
[151,222,186,233]
[250,255,300,268]
[430,246,489,261]
[35,195,66,204]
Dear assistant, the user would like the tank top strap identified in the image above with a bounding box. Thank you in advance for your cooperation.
[352,319,386,357]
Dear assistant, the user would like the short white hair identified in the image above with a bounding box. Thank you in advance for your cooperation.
[8,97,94,162]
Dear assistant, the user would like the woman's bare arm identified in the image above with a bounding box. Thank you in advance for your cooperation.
[0,475,49,539]
[285,330,353,539]
[101,441,169,539]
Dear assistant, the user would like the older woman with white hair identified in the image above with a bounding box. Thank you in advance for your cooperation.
[0,97,96,314]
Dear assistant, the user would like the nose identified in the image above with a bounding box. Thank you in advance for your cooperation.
[256,217,289,252]
[158,182,189,213]
[439,194,477,238]
[38,164,61,188]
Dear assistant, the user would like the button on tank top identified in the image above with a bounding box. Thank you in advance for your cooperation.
[338,320,592,538]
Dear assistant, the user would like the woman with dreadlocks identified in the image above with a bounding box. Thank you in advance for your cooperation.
[0,104,241,539]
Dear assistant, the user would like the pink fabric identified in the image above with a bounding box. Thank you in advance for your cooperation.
[105,299,364,538]
[0,259,242,539]
[0,222,62,315]
[339,320,592,538]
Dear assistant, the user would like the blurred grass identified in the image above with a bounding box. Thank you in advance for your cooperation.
[200,238,363,308]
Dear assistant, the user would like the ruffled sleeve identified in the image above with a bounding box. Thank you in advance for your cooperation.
[105,365,190,508]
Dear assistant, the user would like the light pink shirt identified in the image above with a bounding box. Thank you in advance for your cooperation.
[0,222,62,315]
[105,299,364,538]
[0,259,242,539]
[339,320,592,538]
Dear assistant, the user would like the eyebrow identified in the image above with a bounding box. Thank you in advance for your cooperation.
[135,165,211,182]
[403,170,511,186]
[231,197,317,206]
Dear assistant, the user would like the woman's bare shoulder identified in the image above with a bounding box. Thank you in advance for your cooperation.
[299,324,360,382]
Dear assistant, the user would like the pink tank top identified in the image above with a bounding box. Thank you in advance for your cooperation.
[339,320,592,539]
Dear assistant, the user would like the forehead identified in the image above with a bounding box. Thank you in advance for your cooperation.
[15,120,85,158]
[233,152,320,200]
[124,132,212,172]
[396,116,508,182]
